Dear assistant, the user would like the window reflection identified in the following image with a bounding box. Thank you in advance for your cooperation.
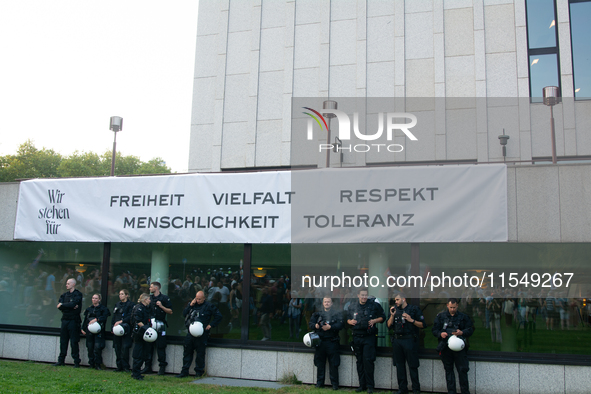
[529,54,559,102]
[526,0,560,100]
[290,244,412,348]
[2,241,591,357]
[0,242,103,327]
[107,243,244,338]
[419,243,591,355]
[249,245,293,341]
[526,0,557,48]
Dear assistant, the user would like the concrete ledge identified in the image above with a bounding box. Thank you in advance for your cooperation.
[4,333,30,360]
[29,335,58,363]
[2,336,591,394]
[278,350,313,384]
[520,363,564,394]
[565,365,591,394]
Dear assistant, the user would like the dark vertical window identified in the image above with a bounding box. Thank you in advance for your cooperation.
[569,0,591,100]
[529,54,560,101]
[526,0,561,101]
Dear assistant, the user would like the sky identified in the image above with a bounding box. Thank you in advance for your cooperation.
[0,1,199,173]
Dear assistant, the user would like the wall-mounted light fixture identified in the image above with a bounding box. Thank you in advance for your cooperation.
[498,130,510,162]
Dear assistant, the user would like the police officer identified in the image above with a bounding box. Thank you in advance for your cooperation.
[347,288,385,394]
[143,281,173,375]
[432,298,475,394]
[112,289,135,372]
[131,293,151,381]
[81,293,111,369]
[387,293,426,394]
[309,297,343,390]
[176,290,222,378]
[52,278,83,368]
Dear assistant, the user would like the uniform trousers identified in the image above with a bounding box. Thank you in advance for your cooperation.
[314,339,340,387]
[181,332,209,376]
[132,337,150,378]
[113,334,133,370]
[85,332,105,367]
[440,346,470,394]
[145,333,167,368]
[352,335,377,389]
[58,319,81,364]
[392,337,420,393]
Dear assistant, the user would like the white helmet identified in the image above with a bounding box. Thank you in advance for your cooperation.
[143,327,158,342]
[151,318,165,332]
[303,332,320,348]
[88,322,101,334]
[189,321,204,337]
[448,335,465,352]
[113,324,126,337]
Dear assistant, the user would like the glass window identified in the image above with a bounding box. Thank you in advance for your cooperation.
[570,0,591,100]
[249,244,293,341]
[419,243,591,355]
[529,54,560,101]
[526,0,561,100]
[289,243,413,348]
[526,0,557,49]
[107,243,244,339]
[0,241,104,327]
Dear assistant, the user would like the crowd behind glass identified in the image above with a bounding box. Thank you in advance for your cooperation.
[1,249,590,356]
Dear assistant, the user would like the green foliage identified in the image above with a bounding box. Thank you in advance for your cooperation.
[138,157,171,175]
[0,360,317,394]
[58,151,105,177]
[0,140,62,182]
[0,141,172,182]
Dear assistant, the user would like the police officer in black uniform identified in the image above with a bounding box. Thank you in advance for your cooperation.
[52,278,83,368]
[347,288,385,394]
[143,281,173,375]
[432,298,475,394]
[131,293,152,381]
[309,296,343,390]
[176,290,222,378]
[81,293,111,369]
[387,293,426,394]
[112,289,135,372]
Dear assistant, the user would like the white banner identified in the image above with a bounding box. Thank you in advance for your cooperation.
[14,165,507,243]
[291,164,507,243]
[14,171,293,243]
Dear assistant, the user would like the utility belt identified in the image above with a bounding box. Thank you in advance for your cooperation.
[352,331,373,338]
[319,335,340,342]
[392,333,414,340]
[62,315,82,323]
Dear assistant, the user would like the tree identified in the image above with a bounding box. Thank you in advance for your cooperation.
[100,151,142,176]
[57,151,104,177]
[0,140,62,182]
[138,158,171,175]
[0,141,172,182]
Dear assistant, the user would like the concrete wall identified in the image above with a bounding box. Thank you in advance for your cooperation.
[508,163,591,242]
[188,0,591,172]
[0,183,18,242]
[1,332,590,393]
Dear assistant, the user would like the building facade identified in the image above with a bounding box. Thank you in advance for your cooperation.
[2,1,591,393]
